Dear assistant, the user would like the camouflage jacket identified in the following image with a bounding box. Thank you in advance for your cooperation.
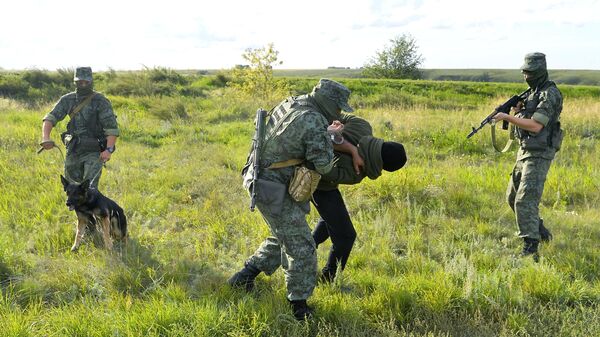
[43,91,120,139]
[260,95,334,185]
[515,81,563,160]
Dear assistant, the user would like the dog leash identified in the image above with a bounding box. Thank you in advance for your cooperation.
[88,162,105,188]
[38,140,106,188]
[37,140,65,161]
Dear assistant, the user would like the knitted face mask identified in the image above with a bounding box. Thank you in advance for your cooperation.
[525,70,548,89]
[75,81,93,96]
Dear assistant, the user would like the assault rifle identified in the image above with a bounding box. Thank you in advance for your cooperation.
[467,89,531,139]
[249,108,268,212]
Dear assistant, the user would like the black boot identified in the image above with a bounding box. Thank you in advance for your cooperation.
[539,219,553,243]
[227,263,261,291]
[289,299,314,321]
[521,238,540,262]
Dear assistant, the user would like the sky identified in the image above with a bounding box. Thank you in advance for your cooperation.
[1,0,599,71]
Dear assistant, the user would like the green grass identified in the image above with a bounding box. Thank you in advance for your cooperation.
[270,68,600,86]
[0,78,598,336]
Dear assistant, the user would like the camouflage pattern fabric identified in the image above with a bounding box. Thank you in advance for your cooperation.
[506,157,553,240]
[43,92,119,139]
[247,194,318,301]
[43,91,119,187]
[312,78,353,112]
[74,67,93,81]
[260,96,334,177]
[507,54,562,241]
[515,81,563,161]
[64,151,104,188]
[520,52,547,72]
[245,94,334,301]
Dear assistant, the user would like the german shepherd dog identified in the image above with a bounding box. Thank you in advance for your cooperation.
[61,175,127,252]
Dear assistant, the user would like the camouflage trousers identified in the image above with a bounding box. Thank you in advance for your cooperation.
[65,151,103,188]
[506,157,553,240]
[247,195,317,301]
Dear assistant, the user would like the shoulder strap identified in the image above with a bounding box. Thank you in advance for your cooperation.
[69,92,97,119]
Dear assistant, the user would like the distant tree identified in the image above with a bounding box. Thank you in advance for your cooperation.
[362,34,424,79]
[229,43,289,103]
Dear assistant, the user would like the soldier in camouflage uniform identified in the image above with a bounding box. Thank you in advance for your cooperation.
[229,79,353,320]
[492,53,563,262]
[41,67,120,188]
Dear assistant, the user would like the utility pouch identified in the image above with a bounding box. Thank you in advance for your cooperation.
[288,166,321,202]
[551,122,564,151]
[254,179,286,215]
[520,132,549,151]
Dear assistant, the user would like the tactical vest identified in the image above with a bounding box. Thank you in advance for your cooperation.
[241,96,319,190]
[514,81,563,151]
[65,93,107,153]
[263,95,317,144]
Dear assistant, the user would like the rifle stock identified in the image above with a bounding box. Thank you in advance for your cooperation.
[250,108,268,212]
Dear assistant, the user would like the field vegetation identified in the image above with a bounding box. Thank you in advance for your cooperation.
[268,69,600,86]
[0,68,599,336]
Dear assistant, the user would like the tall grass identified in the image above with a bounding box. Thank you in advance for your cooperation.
[0,76,598,336]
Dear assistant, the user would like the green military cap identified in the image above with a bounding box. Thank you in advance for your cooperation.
[520,52,547,72]
[313,78,354,112]
[74,67,93,81]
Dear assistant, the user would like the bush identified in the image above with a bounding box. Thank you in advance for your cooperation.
[0,74,29,99]
[22,69,54,89]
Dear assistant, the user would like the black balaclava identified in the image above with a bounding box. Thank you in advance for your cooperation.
[76,81,94,97]
[525,70,548,90]
[381,141,407,172]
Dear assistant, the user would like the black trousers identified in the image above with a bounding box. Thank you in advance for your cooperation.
[311,189,357,274]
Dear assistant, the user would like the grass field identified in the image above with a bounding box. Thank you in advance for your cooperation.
[0,75,599,336]
[270,69,600,86]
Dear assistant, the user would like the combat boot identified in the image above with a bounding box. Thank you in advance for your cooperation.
[520,237,540,262]
[227,262,261,291]
[539,219,553,243]
[289,299,314,321]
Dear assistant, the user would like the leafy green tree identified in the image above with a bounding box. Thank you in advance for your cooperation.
[362,34,424,79]
[229,43,289,103]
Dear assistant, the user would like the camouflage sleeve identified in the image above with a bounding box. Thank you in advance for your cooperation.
[301,112,334,175]
[532,86,562,127]
[42,95,70,125]
[320,153,365,185]
[96,95,120,137]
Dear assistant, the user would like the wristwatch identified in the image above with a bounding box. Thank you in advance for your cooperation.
[106,145,116,153]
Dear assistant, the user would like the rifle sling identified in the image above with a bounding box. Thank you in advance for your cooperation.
[69,92,97,119]
[491,122,515,153]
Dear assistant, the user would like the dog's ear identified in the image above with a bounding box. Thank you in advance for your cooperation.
[60,175,70,191]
